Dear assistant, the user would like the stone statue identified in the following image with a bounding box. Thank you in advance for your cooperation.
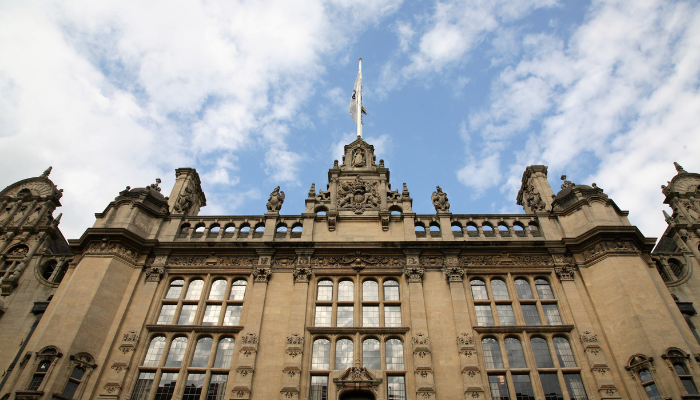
[523,184,546,211]
[266,186,285,212]
[173,185,196,214]
[352,149,365,167]
[431,186,450,212]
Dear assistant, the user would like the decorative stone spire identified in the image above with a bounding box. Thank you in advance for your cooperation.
[674,162,687,174]
[41,166,52,178]
[308,183,316,198]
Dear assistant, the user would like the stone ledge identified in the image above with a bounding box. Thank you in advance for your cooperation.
[145,324,243,333]
[473,325,574,334]
[307,327,410,334]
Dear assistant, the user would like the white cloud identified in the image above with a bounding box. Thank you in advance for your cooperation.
[0,0,403,238]
[463,0,700,237]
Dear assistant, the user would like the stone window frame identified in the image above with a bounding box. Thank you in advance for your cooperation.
[24,346,63,393]
[53,352,96,400]
[131,331,236,400]
[468,274,561,327]
[312,276,403,329]
[478,332,588,400]
[158,276,250,327]
[662,347,700,397]
[626,354,664,400]
[308,334,407,376]
[36,258,68,286]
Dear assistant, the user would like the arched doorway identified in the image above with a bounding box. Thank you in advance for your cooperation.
[339,390,375,400]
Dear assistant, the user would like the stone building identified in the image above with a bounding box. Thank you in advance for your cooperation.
[1,139,700,400]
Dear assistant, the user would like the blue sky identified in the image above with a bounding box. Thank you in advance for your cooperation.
[1,0,699,240]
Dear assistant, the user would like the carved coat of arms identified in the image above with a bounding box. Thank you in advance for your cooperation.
[337,176,378,214]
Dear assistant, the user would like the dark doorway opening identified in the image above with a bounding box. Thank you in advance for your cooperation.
[339,390,375,400]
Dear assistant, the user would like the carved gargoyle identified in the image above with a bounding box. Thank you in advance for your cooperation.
[266,186,285,212]
[431,186,450,212]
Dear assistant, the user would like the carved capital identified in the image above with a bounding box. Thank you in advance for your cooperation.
[403,266,424,283]
[443,266,464,282]
[292,266,312,283]
[144,266,164,282]
[252,267,271,283]
[554,264,577,281]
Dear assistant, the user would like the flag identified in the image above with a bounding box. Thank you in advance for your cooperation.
[349,70,362,125]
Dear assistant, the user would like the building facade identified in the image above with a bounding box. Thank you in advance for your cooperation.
[1,139,700,400]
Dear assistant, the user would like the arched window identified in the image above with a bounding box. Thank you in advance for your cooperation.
[291,224,303,238]
[253,224,265,238]
[335,339,353,370]
[530,337,554,368]
[165,337,189,367]
[482,338,503,369]
[230,279,247,300]
[222,224,235,238]
[318,280,333,301]
[543,304,563,325]
[504,338,527,368]
[165,280,184,299]
[143,336,167,366]
[338,280,354,301]
[185,279,204,300]
[311,339,330,370]
[238,224,250,238]
[514,279,534,300]
[363,280,378,301]
[669,259,685,279]
[191,337,213,368]
[452,223,464,237]
[529,222,540,237]
[386,339,404,370]
[384,280,400,301]
[482,223,495,237]
[415,223,426,238]
[28,360,52,390]
[466,223,479,237]
[535,279,555,300]
[41,260,57,280]
[60,367,85,399]
[513,223,526,237]
[213,338,235,368]
[179,223,190,238]
[553,337,576,367]
[209,279,227,300]
[208,224,220,238]
[471,279,488,300]
[363,339,380,370]
[491,279,509,300]
[673,362,698,394]
[639,369,662,400]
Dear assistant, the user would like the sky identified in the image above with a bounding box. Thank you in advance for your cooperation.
[1,0,699,240]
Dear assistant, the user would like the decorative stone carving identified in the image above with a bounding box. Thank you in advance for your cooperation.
[412,333,430,346]
[118,344,135,354]
[352,148,366,167]
[580,331,598,344]
[122,331,139,342]
[333,361,382,392]
[266,186,285,212]
[252,267,271,282]
[173,183,196,214]
[337,176,379,214]
[214,257,257,267]
[459,254,553,267]
[144,267,164,282]
[311,252,402,270]
[560,175,574,190]
[582,239,637,262]
[84,239,138,263]
[456,333,475,346]
[292,266,312,283]
[554,264,577,281]
[103,382,121,394]
[522,183,546,211]
[444,266,464,282]
[431,186,450,212]
[240,333,259,345]
[403,266,424,283]
[110,362,128,373]
[286,334,304,345]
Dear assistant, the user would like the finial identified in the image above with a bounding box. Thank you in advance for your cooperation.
[308,183,316,198]
[402,183,410,196]
[674,162,687,174]
[41,167,52,178]
[149,179,162,192]
[663,210,672,223]
[52,213,62,226]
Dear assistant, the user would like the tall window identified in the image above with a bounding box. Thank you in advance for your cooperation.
[531,337,554,368]
[482,338,504,369]
[165,337,189,367]
[504,338,527,368]
[312,339,330,370]
[471,279,489,300]
[144,336,167,366]
[335,339,353,370]
[384,280,400,300]
[309,376,328,400]
[155,373,179,400]
[489,375,510,400]
[639,369,661,400]
[159,277,248,326]
[131,373,155,400]
[387,376,406,400]
[363,280,379,301]
[673,362,698,395]
[386,339,404,370]
[318,280,333,301]
[338,280,354,301]
[363,338,380,370]
[553,337,576,367]
[28,360,52,391]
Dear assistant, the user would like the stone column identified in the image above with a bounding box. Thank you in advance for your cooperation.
[278,249,313,400]
[230,250,273,400]
[403,250,437,399]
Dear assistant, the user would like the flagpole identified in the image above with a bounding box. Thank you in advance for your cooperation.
[357,58,362,140]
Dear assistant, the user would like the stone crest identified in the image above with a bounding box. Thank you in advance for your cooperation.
[431,186,450,212]
[333,361,382,392]
[266,186,285,212]
[337,176,379,214]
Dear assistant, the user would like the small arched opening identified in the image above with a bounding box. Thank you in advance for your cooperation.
[222,224,236,238]
[291,223,303,238]
[253,224,265,238]
[275,224,288,238]
[482,223,494,237]
[208,223,220,238]
[238,224,251,239]
[466,223,479,237]
[414,223,426,238]
[429,222,441,238]
[451,222,463,238]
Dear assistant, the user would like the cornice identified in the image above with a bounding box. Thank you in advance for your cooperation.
[560,226,656,254]
[68,228,158,254]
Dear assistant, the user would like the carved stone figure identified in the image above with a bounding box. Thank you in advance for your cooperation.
[352,149,365,167]
[173,184,196,214]
[266,186,285,212]
[431,186,450,212]
[523,184,546,211]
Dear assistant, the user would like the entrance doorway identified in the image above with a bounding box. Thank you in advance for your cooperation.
[339,390,375,400]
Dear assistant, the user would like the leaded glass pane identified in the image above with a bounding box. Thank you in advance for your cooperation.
[505,338,527,368]
[182,373,204,400]
[563,374,588,400]
[202,305,221,326]
[312,339,330,370]
[639,369,653,383]
[386,339,404,370]
[309,376,328,400]
[165,337,188,367]
[223,305,242,326]
[363,339,380,370]
[363,306,379,327]
[338,281,354,301]
[387,376,406,400]
[521,305,541,325]
[471,279,489,300]
[213,338,235,368]
[143,336,166,366]
[540,373,564,400]
[165,280,184,299]
[191,337,213,368]
[535,279,555,299]
[489,375,510,400]
[384,280,400,301]
[130,372,155,400]
[385,306,401,327]
[644,383,662,400]
[482,338,504,369]
[496,305,516,326]
[514,279,534,300]
[157,305,177,325]
[531,337,554,368]
[206,374,228,400]
[208,279,227,300]
[185,279,204,300]
[543,304,563,325]
[491,279,510,300]
[513,375,535,400]
[335,339,353,370]
[229,280,247,300]
[475,305,494,326]
[363,280,379,301]
[337,306,353,327]
[553,337,576,367]
[317,280,333,301]
[154,372,178,400]
[178,305,197,325]
[315,306,332,327]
